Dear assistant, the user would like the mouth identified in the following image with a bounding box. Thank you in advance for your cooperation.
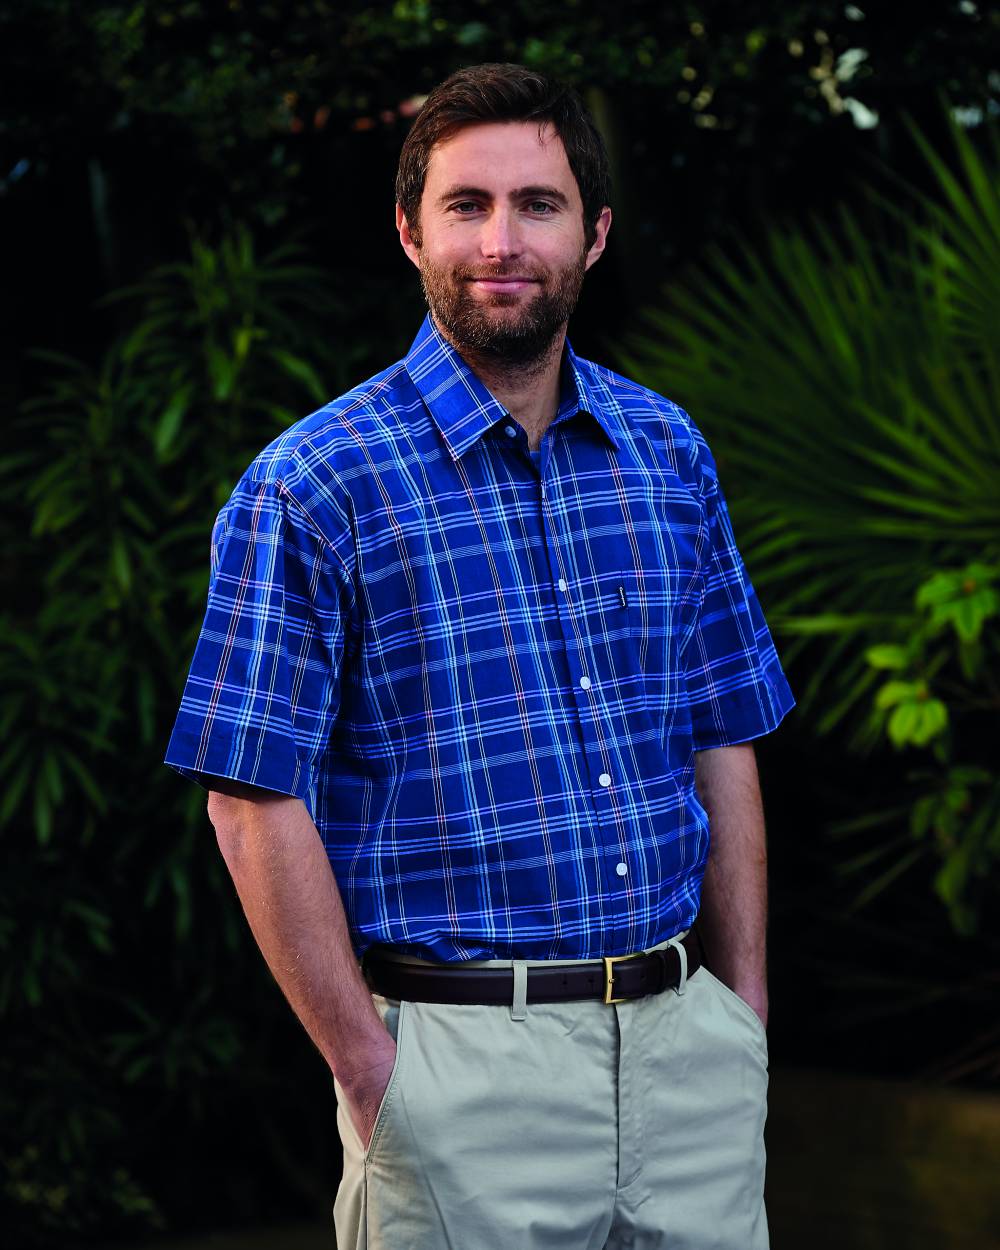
[467,276,541,294]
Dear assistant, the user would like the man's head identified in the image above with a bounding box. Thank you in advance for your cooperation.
[395,63,613,365]
[397,63,611,251]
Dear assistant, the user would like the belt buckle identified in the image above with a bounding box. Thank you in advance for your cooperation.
[602,951,644,1004]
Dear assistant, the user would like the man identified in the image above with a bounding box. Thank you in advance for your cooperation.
[165,62,795,1250]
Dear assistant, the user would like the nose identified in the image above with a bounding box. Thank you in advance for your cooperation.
[479,206,521,262]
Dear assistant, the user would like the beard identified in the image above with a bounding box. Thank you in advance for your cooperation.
[417,248,589,366]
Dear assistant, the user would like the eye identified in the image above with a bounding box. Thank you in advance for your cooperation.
[528,200,556,214]
[450,200,481,214]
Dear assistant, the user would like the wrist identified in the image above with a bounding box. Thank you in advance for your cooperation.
[731,981,768,1027]
[332,1021,397,1087]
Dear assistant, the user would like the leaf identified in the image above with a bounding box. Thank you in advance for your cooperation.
[206,343,235,401]
[42,751,64,805]
[110,533,132,592]
[864,644,909,670]
[849,845,927,910]
[61,751,108,813]
[887,701,920,746]
[910,793,937,839]
[268,348,327,402]
[917,571,964,608]
[933,843,971,907]
[153,386,193,460]
[956,589,999,641]
[123,1055,155,1083]
[909,699,949,745]
[875,680,920,710]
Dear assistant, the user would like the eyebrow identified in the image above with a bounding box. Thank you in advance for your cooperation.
[436,184,571,207]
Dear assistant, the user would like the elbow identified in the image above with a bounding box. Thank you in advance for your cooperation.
[206,782,303,860]
[207,788,256,858]
[207,780,270,850]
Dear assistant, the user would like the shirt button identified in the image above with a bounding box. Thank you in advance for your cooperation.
[558,577,567,592]
[504,425,517,438]
[580,675,591,690]
[616,862,628,877]
[599,773,612,787]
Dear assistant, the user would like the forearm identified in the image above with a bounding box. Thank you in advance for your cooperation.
[694,743,768,1021]
[207,785,387,1084]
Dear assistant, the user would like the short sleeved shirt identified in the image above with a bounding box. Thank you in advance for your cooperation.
[165,314,795,963]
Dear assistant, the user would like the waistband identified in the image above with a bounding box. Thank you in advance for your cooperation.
[368,929,691,969]
[364,930,700,1013]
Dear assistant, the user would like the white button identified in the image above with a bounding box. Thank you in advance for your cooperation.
[504,425,517,438]
[616,862,628,877]
[599,773,612,787]
[558,577,567,592]
[580,676,591,690]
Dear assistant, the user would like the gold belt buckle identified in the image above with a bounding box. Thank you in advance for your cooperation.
[602,951,644,1004]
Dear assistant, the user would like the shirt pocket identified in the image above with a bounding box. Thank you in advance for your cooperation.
[620,565,703,645]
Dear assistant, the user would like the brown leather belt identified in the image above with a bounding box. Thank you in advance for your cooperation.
[362,929,702,1006]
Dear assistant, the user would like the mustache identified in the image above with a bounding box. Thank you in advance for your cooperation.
[453,264,546,282]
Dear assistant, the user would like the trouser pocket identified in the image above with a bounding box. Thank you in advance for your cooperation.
[363,995,409,1163]
[699,967,769,1060]
[332,994,409,1250]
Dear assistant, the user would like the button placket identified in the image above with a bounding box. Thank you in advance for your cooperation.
[541,447,630,952]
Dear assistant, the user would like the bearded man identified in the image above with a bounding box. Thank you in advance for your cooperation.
[165,61,795,1250]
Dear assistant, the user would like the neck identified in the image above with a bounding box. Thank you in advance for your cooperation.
[435,320,567,452]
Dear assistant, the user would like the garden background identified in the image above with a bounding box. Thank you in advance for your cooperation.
[2,2,999,1247]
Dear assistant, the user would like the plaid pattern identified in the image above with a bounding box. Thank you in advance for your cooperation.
[165,314,795,962]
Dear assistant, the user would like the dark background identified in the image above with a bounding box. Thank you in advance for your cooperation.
[2,2,998,1246]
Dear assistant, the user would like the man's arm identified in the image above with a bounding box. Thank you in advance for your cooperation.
[693,743,769,1028]
[207,781,396,1143]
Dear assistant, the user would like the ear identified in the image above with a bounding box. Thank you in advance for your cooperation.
[583,206,613,272]
[396,203,421,270]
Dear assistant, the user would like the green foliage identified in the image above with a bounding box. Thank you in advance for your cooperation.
[1,225,349,1244]
[6,1,995,231]
[860,560,1000,932]
[3,1144,165,1243]
[620,96,1000,934]
[2,6,998,1233]
[865,560,1000,752]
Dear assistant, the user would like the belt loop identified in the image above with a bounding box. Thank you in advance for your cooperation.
[667,936,688,996]
[510,960,527,1021]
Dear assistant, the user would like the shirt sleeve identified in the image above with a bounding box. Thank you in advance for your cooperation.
[163,474,354,805]
[683,434,796,751]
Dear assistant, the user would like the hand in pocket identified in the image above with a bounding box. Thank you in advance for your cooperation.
[339,1034,398,1152]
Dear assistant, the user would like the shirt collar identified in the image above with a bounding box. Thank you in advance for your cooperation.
[403,313,623,461]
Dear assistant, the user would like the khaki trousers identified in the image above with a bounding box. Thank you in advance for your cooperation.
[333,932,769,1249]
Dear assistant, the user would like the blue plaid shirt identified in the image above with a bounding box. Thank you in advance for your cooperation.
[165,313,795,962]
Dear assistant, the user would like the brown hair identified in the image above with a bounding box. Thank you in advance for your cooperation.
[396,63,611,248]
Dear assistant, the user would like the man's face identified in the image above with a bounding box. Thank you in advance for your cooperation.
[396,121,611,363]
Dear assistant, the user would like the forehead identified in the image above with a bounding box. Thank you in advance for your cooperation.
[422,121,579,202]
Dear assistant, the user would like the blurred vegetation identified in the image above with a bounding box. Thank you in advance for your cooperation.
[1,228,353,1244]
[4,0,998,351]
[2,2,999,1245]
[621,96,1000,938]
